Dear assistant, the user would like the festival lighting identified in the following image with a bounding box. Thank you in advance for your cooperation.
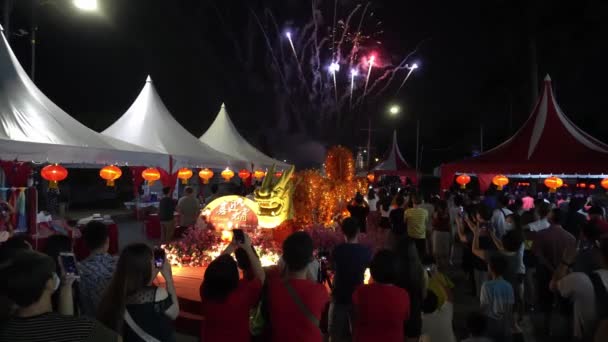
[142,168,161,186]
[99,165,122,187]
[389,105,401,116]
[329,62,340,73]
[456,174,471,189]
[492,174,509,191]
[73,0,98,11]
[177,168,193,185]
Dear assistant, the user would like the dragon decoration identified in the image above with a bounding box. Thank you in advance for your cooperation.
[254,165,296,228]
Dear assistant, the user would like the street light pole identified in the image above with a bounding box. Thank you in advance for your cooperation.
[366,117,372,169]
[415,119,420,173]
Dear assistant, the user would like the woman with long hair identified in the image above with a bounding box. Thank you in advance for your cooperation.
[392,236,427,342]
[97,243,178,342]
[199,231,265,342]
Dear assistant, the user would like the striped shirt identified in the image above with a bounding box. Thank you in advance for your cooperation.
[405,207,428,239]
[0,312,119,342]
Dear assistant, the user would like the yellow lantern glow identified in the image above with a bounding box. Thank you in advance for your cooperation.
[221,168,235,182]
[198,168,214,184]
[253,169,265,181]
[544,176,564,193]
[177,168,193,185]
[492,174,509,191]
[142,168,161,186]
[99,165,122,186]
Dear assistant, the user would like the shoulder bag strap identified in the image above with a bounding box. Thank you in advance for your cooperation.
[281,278,320,329]
[124,309,162,342]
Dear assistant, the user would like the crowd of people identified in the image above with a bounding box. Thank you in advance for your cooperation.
[1,184,608,342]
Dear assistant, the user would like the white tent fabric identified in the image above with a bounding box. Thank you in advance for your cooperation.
[0,25,166,167]
[102,77,246,170]
[374,130,412,171]
[199,103,288,169]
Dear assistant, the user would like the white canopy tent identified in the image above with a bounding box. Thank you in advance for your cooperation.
[102,77,246,171]
[199,103,289,170]
[0,25,166,167]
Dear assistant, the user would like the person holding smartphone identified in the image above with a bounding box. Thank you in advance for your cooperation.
[97,243,179,342]
[199,229,265,342]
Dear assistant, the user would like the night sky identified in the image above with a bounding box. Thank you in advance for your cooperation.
[5,0,608,170]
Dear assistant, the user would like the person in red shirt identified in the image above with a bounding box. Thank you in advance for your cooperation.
[589,206,608,237]
[352,249,411,342]
[200,231,265,342]
[267,231,329,342]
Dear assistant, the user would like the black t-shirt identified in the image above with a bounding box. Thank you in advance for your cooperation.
[0,312,119,342]
[332,243,373,304]
[158,197,176,221]
[389,208,406,235]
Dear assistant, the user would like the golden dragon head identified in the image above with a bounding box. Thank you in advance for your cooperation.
[254,164,296,228]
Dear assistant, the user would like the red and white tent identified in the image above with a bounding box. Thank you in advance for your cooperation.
[440,75,608,192]
[373,130,418,184]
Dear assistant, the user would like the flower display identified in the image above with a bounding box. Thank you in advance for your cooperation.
[163,227,281,267]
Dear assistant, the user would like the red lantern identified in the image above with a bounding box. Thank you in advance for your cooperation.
[601,178,608,190]
[238,169,251,181]
[221,168,235,182]
[367,173,375,183]
[253,169,265,181]
[142,168,161,186]
[579,182,587,189]
[274,171,283,178]
[41,164,68,189]
[589,184,596,190]
[492,174,509,191]
[177,168,193,185]
[199,168,214,184]
[456,174,471,189]
[99,165,122,187]
[544,176,563,193]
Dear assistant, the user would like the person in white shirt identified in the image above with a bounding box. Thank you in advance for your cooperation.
[491,196,513,239]
[366,188,378,212]
[552,239,608,340]
[421,287,456,342]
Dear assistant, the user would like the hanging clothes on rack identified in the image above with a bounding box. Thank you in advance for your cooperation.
[16,189,27,232]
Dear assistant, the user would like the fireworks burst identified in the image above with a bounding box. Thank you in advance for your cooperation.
[220,1,424,138]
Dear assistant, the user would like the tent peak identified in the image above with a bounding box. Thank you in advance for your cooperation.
[146,75,152,83]
[0,24,3,32]
[220,102,226,108]
[544,74,551,82]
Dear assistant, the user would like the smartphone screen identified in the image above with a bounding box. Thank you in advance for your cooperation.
[59,253,80,278]
[233,229,245,244]
[153,247,165,268]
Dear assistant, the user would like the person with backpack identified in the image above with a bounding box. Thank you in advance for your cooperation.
[552,238,608,340]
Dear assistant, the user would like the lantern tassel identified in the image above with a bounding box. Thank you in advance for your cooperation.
[460,184,466,190]
[49,180,58,190]
[181,178,188,185]
[148,180,156,186]
[107,180,115,187]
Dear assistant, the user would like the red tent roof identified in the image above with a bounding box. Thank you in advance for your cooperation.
[373,130,418,183]
[440,75,608,190]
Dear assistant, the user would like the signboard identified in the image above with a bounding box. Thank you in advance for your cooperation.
[201,196,259,231]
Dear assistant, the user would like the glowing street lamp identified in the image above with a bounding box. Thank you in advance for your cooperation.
[73,0,98,11]
[389,105,401,116]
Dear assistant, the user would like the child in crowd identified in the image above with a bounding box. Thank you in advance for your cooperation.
[480,255,515,342]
